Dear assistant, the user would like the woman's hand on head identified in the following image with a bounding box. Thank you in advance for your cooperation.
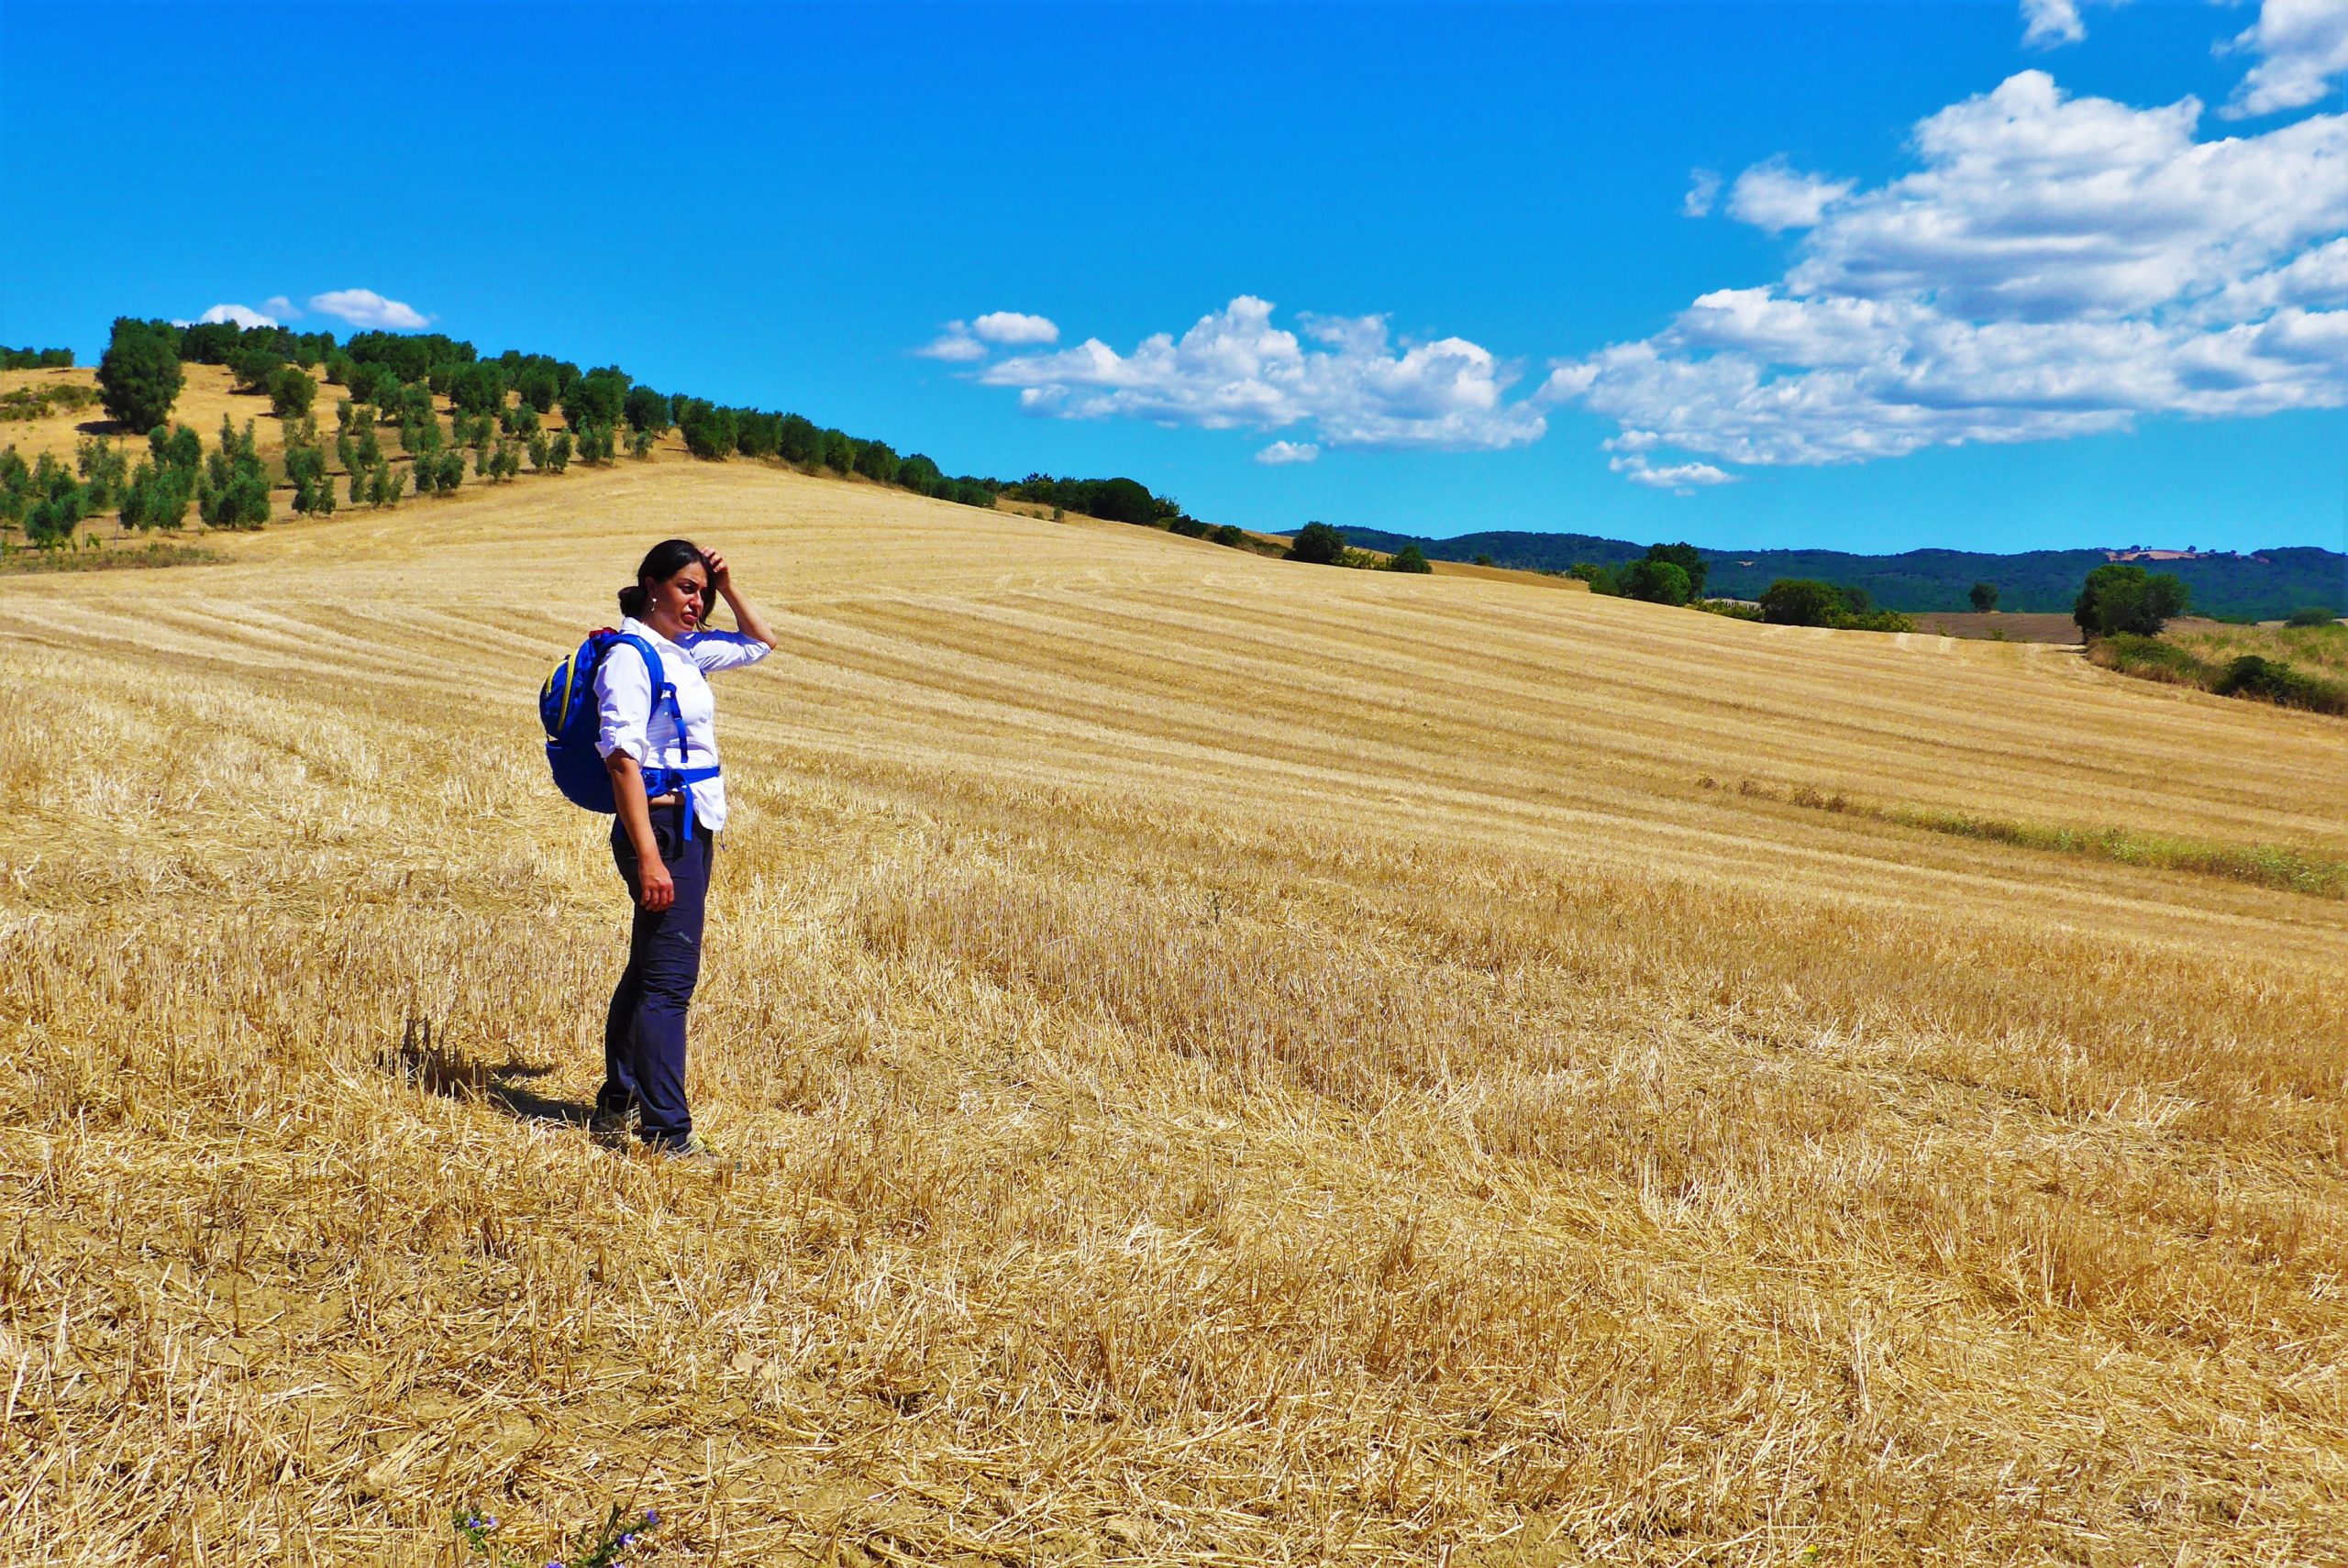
[637,857,675,912]
[702,551,732,595]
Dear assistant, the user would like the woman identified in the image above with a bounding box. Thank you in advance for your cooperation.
[592,538,777,1160]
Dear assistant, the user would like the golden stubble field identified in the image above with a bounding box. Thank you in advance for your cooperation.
[4,459,2346,1566]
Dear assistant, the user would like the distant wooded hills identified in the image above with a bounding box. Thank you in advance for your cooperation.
[1305,527,2346,622]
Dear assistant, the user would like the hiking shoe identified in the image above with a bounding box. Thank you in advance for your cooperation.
[647,1133,732,1169]
[588,1104,637,1147]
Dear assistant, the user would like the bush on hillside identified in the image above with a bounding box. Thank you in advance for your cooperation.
[1288,521,1348,565]
[150,423,202,473]
[1387,543,1433,573]
[2286,605,2339,627]
[0,347,73,370]
[2075,562,2189,638]
[1213,524,1247,548]
[119,458,193,531]
[1618,558,1692,605]
[1567,561,1620,596]
[853,440,900,485]
[515,365,559,414]
[448,361,505,416]
[271,367,316,421]
[624,385,671,434]
[2210,655,2348,713]
[677,402,735,459]
[562,368,628,432]
[96,320,185,433]
[1643,542,1707,599]
[1970,580,1999,613]
[76,436,128,509]
[1760,579,1846,626]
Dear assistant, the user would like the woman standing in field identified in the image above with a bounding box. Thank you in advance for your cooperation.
[592,538,776,1160]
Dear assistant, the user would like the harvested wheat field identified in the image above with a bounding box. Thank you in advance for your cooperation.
[5,459,2347,1566]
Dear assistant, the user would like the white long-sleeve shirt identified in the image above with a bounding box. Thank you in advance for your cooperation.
[593,616,770,833]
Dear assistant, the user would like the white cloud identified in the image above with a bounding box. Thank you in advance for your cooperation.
[186,303,279,329]
[1255,440,1320,465]
[1683,168,1722,217]
[970,310,1058,346]
[915,322,990,361]
[1726,160,1856,233]
[978,295,1546,451]
[2223,0,2348,119]
[1544,71,2348,480]
[306,288,429,330]
[1609,453,1740,493]
[260,295,298,319]
[2021,0,2086,50]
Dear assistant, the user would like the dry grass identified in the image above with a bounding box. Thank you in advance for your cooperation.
[4,461,2347,1565]
[2166,617,2348,682]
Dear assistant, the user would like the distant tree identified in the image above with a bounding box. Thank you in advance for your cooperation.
[629,426,656,459]
[547,432,572,472]
[230,346,285,394]
[527,431,551,472]
[1644,542,1708,599]
[562,368,628,432]
[515,366,559,414]
[624,385,671,434]
[1759,579,1846,626]
[1618,558,1693,606]
[448,360,505,416]
[1473,553,1495,568]
[150,423,202,473]
[2074,563,2189,638]
[323,352,355,387]
[820,429,855,471]
[1969,580,1999,613]
[677,403,735,460]
[75,436,128,509]
[96,320,185,433]
[853,440,899,485]
[1288,521,1347,565]
[433,449,465,494]
[120,458,193,531]
[777,414,822,465]
[2286,605,2337,627]
[271,367,317,421]
[1567,561,1621,596]
[1387,543,1434,574]
[1836,582,1874,615]
[1213,524,1246,547]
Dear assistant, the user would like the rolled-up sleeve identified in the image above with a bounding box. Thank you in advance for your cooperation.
[681,630,771,674]
[593,646,652,761]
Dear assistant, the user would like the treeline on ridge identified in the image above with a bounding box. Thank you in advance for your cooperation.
[3,316,1201,549]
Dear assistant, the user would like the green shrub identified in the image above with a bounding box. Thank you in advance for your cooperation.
[2075,562,2188,637]
[230,346,284,394]
[448,361,505,416]
[678,402,735,459]
[1387,542,1433,573]
[1567,561,1620,596]
[2210,655,2348,714]
[547,432,572,472]
[1213,524,1246,547]
[1287,521,1347,565]
[1695,598,1762,621]
[119,459,193,531]
[1970,581,1999,613]
[271,367,316,421]
[0,346,73,370]
[1619,558,1691,605]
[624,385,671,434]
[1760,579,1844,626]
[2286,606,2339,628]
[853,439,899,484]
[76,436,128,508]
[1642,542,1707,599]
[150,423,202,472]
[96,320,185,433]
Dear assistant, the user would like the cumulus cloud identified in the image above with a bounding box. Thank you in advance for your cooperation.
[260,295,298,320]
[186,303,280,329]
[1725,160,1856,233]
[306,288,429,330]
[1255,440,1320,465]
[2021,0,2086,50]
[1609,453,1739,493]
[970,311,1058,346]
[978,295,1545,451]
[915,322,990,361]
[1682,168,1722,217]
[1544,71,2348,479]
[2223,0,2348,119]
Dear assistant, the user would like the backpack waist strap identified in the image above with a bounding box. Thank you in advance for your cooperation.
[645,764,722,840]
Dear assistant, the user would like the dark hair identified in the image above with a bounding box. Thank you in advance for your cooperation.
[619,537,704,619]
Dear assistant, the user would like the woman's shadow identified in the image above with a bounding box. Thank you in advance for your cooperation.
[391,1018,595,1128]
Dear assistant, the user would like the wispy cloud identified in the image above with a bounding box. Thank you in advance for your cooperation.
[2222,0,2348,118]
[915,321,990,361]
[1682,168,1722,218]
[1255,440,1320,465]
[2021,0,2086,50]
[306,289,429,330]
[261,295,298,320]
[977,296,1545,452]
[1725,160,1855,234]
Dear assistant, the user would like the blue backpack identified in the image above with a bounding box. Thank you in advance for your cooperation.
[540,630,721,835]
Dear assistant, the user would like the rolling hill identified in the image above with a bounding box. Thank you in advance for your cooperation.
[1324,525,2348,620]
[5,458,2345,1565]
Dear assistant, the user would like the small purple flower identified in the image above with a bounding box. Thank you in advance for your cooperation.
[618,1534,637,1548]
[643,1509,658,1527]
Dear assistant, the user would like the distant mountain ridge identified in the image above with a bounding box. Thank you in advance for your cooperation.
[1303,527,2346,621]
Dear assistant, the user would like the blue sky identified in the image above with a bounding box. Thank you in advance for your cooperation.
[5,1,2343,553]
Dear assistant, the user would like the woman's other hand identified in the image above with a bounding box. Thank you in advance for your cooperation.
[702,550,731,594]
[637,857,675,912]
